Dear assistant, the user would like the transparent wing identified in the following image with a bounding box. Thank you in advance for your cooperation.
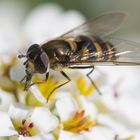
[60,12,127,38]
[68,39,140,67]
[109,38,140,65]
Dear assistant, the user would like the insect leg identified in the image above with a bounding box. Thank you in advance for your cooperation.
[70,66,102,95]
[20,75,27,83]
[47,71,71,102]
[86,67,102,95]
[27,72,49,87]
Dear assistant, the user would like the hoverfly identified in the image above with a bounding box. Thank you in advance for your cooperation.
[18,12,140,101]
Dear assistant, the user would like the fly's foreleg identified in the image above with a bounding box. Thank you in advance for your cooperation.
[25,72,49,88]
[47,71,71,102]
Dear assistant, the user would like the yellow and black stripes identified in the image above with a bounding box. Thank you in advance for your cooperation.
[93,35,116,60]
[74,35,116,61]
[105,41,116,60]
[75,35,97,60]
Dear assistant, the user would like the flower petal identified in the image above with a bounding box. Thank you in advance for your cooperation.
[78,96,98,120]
[30,107,59,133]
[101,90,140,127]
[18,133,55,140]
[29,86,47,104]
[0,111,17,136]
[55,94,78,122]
[10,60,26,82]
[0,89,16,111]
[84,126,116,140]
[97,113,132,137]
[8,103,31,120]
[58,130,84,140]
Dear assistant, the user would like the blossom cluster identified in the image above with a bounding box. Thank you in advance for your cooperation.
[0,1,140,140]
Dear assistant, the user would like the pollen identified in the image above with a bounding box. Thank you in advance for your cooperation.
[61,110,96,133]
[76,77,94,96]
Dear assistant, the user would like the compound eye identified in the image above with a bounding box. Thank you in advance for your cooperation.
[34,52,48,74]
[27,44,41,60]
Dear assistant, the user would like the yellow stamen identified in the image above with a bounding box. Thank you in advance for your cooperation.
[62,110,96,133]
[12,117,37,137]
[76,77,94,96]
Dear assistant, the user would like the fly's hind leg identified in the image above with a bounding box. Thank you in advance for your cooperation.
[47,71,71,102]
[70,66,102,95]
[86,67,102,95]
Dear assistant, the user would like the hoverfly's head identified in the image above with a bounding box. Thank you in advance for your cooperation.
[18,44,49,90]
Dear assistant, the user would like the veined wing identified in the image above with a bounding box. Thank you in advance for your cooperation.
[60,12,127,39]
[67,38,140,67]
[109,38,140,65]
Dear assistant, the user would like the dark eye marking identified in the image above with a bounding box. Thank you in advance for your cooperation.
[27,44,41,60]
[34,52,48,74]
[40,52,49,68]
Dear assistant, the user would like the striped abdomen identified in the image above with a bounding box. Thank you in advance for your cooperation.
[75,35,116,61]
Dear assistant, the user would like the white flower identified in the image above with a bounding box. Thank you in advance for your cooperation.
[99,78,140,127]
[54,76,126,140]
[100,66,140,96]
[58,130,84,140]
[97,113,133,138]
[58,126,116,140]
[91,67,140,139]
[0,111,17,136]
[55,93,97,138]
[0,89,16,111]
[84,126,116,140]
[56,93,78,122]
[0,103,59,140]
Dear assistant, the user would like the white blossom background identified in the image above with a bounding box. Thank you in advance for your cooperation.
[0,0,140,140]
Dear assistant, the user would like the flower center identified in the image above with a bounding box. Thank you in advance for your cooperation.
[17,119,35,137]
[61,110,96,133]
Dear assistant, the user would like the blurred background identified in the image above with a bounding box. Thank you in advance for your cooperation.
[0,0,140,52]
